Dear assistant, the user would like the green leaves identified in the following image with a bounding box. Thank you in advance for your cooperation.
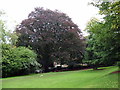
[84,1,120,67]
[2,44,41,77]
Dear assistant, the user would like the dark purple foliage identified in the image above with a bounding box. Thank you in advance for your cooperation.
[16,7,85,72]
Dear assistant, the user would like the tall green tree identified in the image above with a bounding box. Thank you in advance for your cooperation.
[93,1,120,63]
[84,1,120,68]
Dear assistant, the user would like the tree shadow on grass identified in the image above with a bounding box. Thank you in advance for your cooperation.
[93,69,104,70]
[111,71,120,74]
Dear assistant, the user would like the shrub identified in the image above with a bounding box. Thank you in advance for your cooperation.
[2,44,41,77]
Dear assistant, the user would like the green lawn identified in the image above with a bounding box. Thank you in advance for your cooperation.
[2,66,119,88]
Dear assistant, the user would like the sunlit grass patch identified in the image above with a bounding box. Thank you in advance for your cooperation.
[2,66,119,88]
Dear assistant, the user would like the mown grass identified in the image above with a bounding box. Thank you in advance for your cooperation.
[2,66,119,88]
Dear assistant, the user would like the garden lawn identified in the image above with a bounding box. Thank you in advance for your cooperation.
[2,66,119,88]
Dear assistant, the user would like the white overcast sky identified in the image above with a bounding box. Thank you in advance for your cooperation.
[0,0,102,35]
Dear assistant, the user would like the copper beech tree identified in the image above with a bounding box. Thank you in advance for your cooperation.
[16,8,85,72]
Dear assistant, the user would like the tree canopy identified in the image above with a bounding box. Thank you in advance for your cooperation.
[84,1,120,68]
[16,8,85,72]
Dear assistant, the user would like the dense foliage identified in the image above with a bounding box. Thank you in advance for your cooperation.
[16,8,85,72]
[84,1,120,68]
[2,44,41,77]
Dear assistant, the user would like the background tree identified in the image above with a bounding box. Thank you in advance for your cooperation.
[0,12,6,43]
[16,8,85,72]
[0,11,18,45]
[84,18,105,69]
